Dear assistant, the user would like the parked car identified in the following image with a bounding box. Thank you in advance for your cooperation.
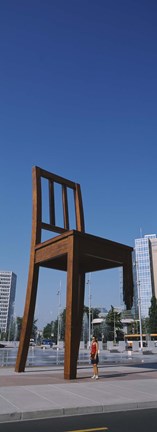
[40,339,53,349]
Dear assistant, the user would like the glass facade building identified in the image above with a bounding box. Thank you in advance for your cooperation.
[134,234,157,318]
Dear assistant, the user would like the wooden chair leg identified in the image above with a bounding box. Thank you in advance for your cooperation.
[15,264,39,372]
[123,253,133,310]
[64,242,84,379]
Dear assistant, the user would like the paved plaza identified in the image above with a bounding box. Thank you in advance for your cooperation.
[0,353,157,423]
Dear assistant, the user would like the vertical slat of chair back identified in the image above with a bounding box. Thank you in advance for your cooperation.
[62,185,69,230]
[75,184,85,232]
[49,181,55,226]
[33,167,42,245]
[33,166,85,240]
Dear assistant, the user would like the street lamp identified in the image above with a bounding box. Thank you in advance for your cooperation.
[91,309,94,336]
[57,281,61,347]
[86,273,92,349]
[137,271,143,351]
[134,258,143,351]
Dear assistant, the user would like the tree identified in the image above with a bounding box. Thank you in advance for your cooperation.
[16,316,38,341]
[43,306,101,344]
[60,308,66,340]
[83,306,100,320]
[105,306,123,341]
[43,320,58,343]
[0,329,6,341]
[31,319,38,340]
[142,317,150,334]
[149,296,157,333]
[92,308,101,320]
[16,317,23,341]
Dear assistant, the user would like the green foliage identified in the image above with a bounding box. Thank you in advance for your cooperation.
[141,317,150,334]
[31,319,38,339]
[92,308,101,320]
[149,296,157,333]
[43,323,52,339]
[16,317,23,340]
[105,305,123,341]
[16,316,38,341]
[42,306,100,344]
[60,308,66,340]
[43,319,58,343]
[0,329,6,341]
[83,306,100,319]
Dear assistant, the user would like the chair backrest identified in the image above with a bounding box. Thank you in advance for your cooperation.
[32,166,85,244]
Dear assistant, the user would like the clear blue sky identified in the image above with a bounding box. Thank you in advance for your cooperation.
[0,0,157,329]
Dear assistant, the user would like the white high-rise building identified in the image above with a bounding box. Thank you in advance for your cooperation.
[0,271,17,335]
[134,234,157,318]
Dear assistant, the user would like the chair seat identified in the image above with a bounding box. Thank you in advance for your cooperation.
[35,230,132,273]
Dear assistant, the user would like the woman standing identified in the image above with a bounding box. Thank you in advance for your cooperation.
[90,336,99,379]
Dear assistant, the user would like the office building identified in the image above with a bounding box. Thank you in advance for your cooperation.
[150,236,157,299]
[134,234,157,318]
[0,271,17,335]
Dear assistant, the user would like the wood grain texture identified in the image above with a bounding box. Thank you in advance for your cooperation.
[15,166,133,378]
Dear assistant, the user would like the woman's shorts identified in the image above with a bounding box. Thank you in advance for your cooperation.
[91,354,99,365]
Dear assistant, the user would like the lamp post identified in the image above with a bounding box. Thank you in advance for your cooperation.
[57,281,61,347]
[86,273,92,349]
[134,258,143,351]
[91,309,93,336]
[137,273,143,351]
[113,308,116,345]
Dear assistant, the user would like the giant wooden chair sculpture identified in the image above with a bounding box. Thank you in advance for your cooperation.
[15,166,133,379]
